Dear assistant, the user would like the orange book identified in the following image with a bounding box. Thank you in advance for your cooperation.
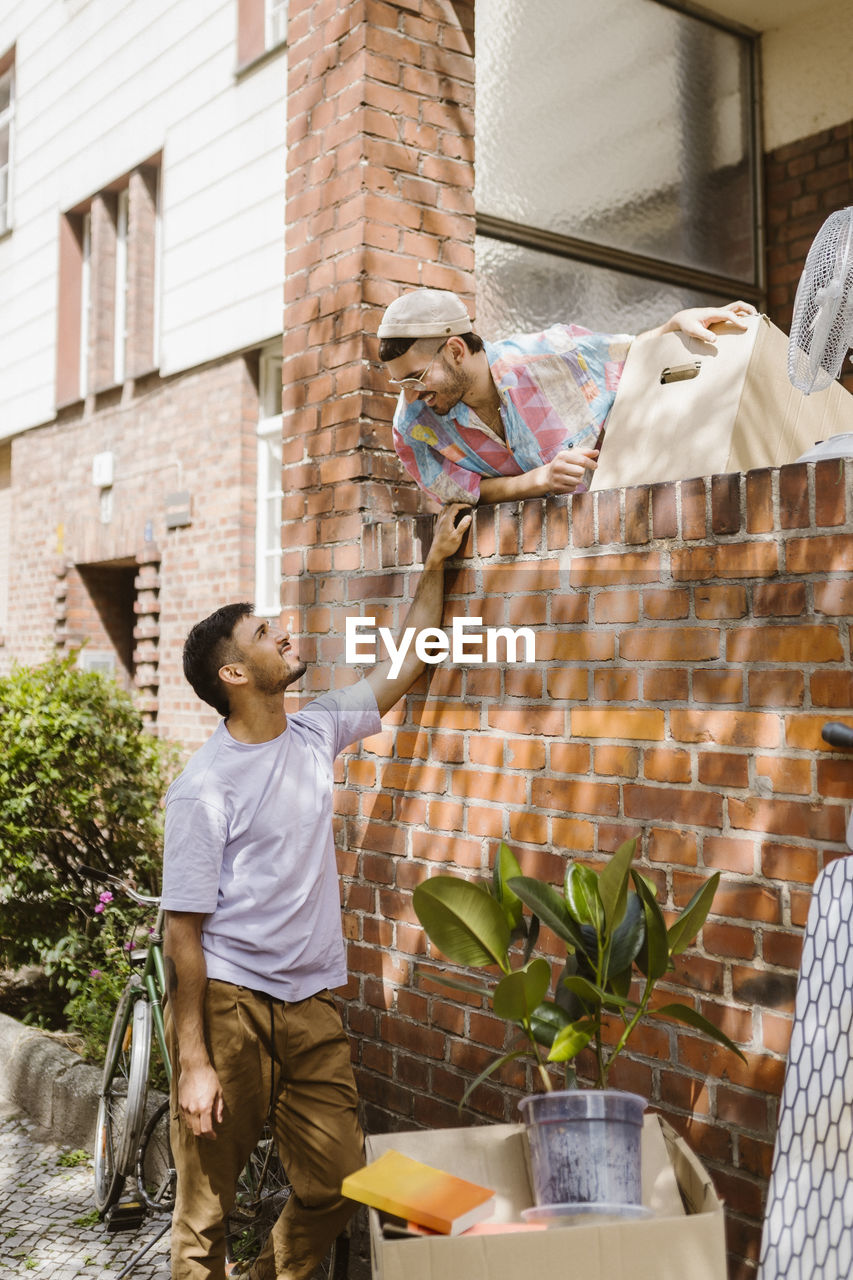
[341,1150,496,1236]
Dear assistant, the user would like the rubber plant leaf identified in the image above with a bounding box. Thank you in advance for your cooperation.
[631,871,670,981]
[529,1000,573,1049]
[459,1048,534,1110]
[493,841,524,932]
[606,892,646,977]
[521,912,540,965]
[493,957,551,1021]
[597,836,637,937]
[547,1020,594,1063]
[508,876,586,951]
[413,876,510,969]
[565,863,605,937]
[562,972,629,1012]
[667,871,721,956]
[413,967,493,999]
[652,1003,747,1064]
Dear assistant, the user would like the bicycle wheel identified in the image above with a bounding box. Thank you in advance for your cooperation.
[226,1128,292,1272]
[93,982,152,1213]
[225,1130,346,1280]
[136,1098,176,1215]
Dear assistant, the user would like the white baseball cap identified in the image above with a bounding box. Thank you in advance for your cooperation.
[377,288,474,339]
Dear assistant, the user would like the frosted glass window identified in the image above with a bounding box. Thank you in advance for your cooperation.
[476,0,757,285]
[475,236,720,342]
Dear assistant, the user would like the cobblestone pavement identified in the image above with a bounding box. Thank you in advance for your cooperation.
[0,1099,170,1279]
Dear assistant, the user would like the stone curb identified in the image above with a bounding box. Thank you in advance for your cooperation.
[0,1010,101,1149]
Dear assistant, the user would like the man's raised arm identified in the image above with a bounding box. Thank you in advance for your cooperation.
[365,503,472,716]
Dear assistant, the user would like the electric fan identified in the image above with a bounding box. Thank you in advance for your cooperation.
[787,206,853,394]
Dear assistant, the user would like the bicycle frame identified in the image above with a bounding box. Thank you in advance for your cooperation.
[137,906,171,1087]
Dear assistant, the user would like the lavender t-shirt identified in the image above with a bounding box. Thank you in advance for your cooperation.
[161,680,380,1003]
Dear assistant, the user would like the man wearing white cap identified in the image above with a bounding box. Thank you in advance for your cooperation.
[377,288,755,507]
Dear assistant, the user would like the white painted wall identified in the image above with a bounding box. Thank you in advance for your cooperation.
[761,3,853,151]
[0,0,286,440]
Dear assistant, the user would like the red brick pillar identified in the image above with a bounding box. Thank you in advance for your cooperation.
[281,0,476,680]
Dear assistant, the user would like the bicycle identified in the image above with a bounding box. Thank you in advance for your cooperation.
[86,866,346,1278]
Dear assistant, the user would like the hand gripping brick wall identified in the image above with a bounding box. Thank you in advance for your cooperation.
[294,459,853,1280]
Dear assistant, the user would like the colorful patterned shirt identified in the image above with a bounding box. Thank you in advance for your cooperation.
[392,324,633,504]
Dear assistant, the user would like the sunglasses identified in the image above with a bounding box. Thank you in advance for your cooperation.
[387,339,449,391]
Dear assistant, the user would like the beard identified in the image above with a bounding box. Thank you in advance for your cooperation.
[247,654,307,696]
[420,360,471,417]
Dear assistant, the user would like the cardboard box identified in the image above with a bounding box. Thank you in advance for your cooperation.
[591,313,853,490]
[366,1114,726,1280]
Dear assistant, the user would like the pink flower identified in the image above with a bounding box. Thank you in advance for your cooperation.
[94,903,104,914]
[98,891,113,904]
[90,969,102,979]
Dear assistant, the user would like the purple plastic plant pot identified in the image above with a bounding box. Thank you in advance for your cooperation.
[518,1089,647,1208]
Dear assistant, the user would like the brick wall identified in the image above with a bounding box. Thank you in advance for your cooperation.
[765,120,853,394]
[322,458,853,1280]
[3,355,259,744]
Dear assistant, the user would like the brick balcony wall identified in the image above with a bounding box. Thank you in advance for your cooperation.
[308,458,853,1280]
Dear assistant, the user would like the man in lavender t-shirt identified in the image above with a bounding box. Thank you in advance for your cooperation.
[161,503,471,1280]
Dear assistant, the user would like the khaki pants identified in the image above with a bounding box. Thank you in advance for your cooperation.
[167,980,364,1280]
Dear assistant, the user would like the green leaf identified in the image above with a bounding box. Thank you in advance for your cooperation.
[413,876,511,969]
[529,1000,573,1049]
[413,967,493,999]
[667,872,721,955]
[521,912,540,965]
[597,837,637,937]
[492,842,524,931]
[507,876,586,951]
[606,892,646,977]
[652,1003,747,1064]
[561,973,628,1011]
[632,872,670,981]
[547,1020,594,1063]
[607,965,633,1001]
[458,1048,535,1110]
[565,864,605,937]
[493,957,551,1021]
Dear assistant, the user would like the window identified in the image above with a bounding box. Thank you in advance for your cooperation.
[0,51,14,235]
[474,0,761,338]
[237,0,286,68]
[56,161,160,405]
[113,188,128,386]
[266,0,287,49]
[79,212,91,398]
[255,348,283,617]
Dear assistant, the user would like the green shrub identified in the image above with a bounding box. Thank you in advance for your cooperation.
[0,654,178,1037]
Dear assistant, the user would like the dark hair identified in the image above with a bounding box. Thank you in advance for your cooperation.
[182,602,254,717]
[378,331,484,363]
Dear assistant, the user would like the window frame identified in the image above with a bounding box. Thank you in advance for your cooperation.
[0,54,15,236]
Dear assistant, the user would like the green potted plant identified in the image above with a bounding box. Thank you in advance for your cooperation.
[412,836,745,1215]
